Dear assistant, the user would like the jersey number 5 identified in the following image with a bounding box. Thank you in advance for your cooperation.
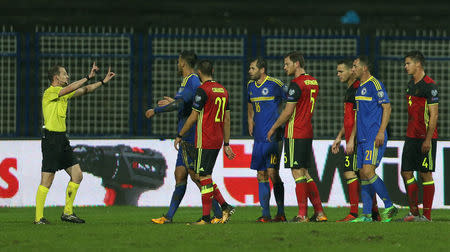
[310,89,316,113]
[215,97,226,122]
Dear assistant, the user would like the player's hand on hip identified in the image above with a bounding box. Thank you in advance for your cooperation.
[224,146,236,160]
[421,139,431,153]
[375,132,384,147]
[174,137,181,151]
[88,62,99,79]
[102,67,116,83]
[331,139,341,154]
[145,109,155,119]
[346,140,354,154]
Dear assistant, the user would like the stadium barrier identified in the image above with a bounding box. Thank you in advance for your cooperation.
[1,139,449,208]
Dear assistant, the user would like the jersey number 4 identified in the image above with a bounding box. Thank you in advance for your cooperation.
[214,97,226,122]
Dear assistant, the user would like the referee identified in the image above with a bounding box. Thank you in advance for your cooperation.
[34,62,115,224]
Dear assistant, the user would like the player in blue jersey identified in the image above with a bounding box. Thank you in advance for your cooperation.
[145,51,223,224]
[247,57,286,222]
[346,56,398,222]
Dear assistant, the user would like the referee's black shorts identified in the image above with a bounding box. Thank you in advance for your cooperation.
[41,129,77,173]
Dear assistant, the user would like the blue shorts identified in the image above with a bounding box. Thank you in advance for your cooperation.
[250,141,282,171]
[356,140,386,169]
[176,144,194,170]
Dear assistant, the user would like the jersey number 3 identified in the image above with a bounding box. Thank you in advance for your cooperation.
[215,97,226,122]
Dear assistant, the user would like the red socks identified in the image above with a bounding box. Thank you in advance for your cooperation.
[200,179,213,216]
[406,178,419,216]
[212,183,225,205]
[295,177,308,216]
[347,178,359,215]
[307,180,324,214]
[423,181,435,220]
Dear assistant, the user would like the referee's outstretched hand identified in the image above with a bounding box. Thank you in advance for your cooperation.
[102,67,116,84]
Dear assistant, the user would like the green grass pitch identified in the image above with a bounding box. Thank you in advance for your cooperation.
[0,206,448,251]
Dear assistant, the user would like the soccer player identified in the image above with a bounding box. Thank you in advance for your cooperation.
[331,59,380,222]
[35,62,115,224]
[174,59,236,225]
[145,51,223,224]
[267,51,327,222]
[247,57,286,222]
[346,56,398,222]
[401,51,438,222]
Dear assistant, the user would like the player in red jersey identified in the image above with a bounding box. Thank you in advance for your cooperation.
[267,51,327,222]
[331,59,380,222]
[401,51,439,222]
[174,59,236,225]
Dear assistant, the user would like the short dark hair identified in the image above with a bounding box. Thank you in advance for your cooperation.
[284,51,305,68]
[251,57,267,74]
[48,65,62,82]
[180,50,197,68]
[197,59,214,76]
[405,50,425,66]
[357,55,373,72]
[338,59,354,69]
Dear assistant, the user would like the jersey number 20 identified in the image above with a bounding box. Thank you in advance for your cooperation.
[214,97,226,122]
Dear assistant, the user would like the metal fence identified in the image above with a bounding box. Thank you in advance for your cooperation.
[261,28,363,138]
[148,28,247,137]
[375,33,450,139]
[35,28,133,136]
[2,26,449,139]
[0,32,18,136]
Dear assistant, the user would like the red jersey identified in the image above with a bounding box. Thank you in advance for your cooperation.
[192,81,230,149]
[405,75,439,139]
[343,80,360,143]
[284,74,319,139]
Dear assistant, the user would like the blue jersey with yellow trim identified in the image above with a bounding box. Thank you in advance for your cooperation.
[174,74,201,141]
[355,76,390,143]
[247,76,286,142]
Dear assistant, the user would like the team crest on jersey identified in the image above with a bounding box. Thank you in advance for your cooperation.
[288,89,295,96]
[431,89,438,96]
[377,91,384,98]
[195,95,201,102]
[361,87,367,95]
[262,88,269,95]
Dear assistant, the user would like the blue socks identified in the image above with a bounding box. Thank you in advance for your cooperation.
[166,183,187,219]
[259,181,271,217]
[371,175,393,208]
[273,182,285,216]
[361,174,393,215]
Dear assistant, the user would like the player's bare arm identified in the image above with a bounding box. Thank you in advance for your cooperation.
[223,110,236,160]
[247,102,254,136]
[174,110,199,150]
[422,104,438,153]
[375,103,391,147]
[346,121,357,154]
[59,62,99,97]
[332,126,345,154]
[267,102,296,141]
[73,67,115,98]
